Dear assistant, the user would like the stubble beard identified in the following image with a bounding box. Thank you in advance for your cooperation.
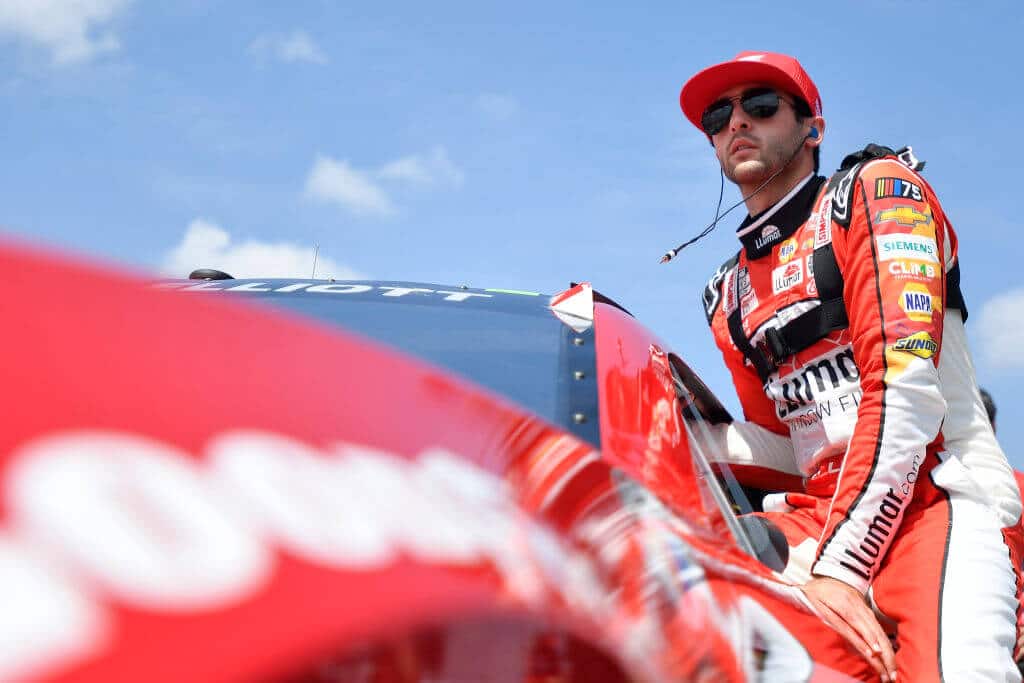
[724,130,802,187]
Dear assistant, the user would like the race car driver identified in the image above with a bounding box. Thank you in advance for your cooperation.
[676,51,1023,681]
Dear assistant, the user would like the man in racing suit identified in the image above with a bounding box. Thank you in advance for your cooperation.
[679,51,1023,681]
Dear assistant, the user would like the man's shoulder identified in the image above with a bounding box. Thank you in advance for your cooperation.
[701,252,740,325]
[857,156,927,189]
[827,144,929,227]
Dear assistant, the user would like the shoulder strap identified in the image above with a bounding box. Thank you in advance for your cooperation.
[726,284,777,385]
[762,248,849,366]
[946,260,968,321]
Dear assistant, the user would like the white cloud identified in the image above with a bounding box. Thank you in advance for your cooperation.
[376,146,464,188]
[249,29,327,65]
[304,148,464,217]
[475,93,520,121]
[978,289,1024,369]
[162,219,363,280]
[304,156,396,217]
[0,0,131,65]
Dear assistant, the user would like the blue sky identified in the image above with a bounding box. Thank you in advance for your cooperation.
[4,2,1024,463]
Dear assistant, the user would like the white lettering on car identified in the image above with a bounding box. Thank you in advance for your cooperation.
[305,284,374,294]
[435,290,494,302]
[161,282,496,303]
[9,433,272,610]
[226,283,274,292]
[377,286,436,297]
[181,281,228,291]
[0,535,107,682]
[0,430,599,679]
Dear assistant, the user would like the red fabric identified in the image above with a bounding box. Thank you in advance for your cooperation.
[712,462,803,492]
[679,50,822,130]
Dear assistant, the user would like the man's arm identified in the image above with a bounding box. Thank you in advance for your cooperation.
[811,158,948,592]
[703,360,803,491]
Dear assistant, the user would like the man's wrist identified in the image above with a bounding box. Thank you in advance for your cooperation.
[810,560,870,595]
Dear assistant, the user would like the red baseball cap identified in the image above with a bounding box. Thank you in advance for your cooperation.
[679,51,822,131]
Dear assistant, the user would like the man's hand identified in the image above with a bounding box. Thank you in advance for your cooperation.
[802,576,897,681]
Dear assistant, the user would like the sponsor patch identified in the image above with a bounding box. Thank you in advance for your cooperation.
[875,177,923,202]
[772,261,804,294]
[778,238,798,264]
[910,210,938,240]
[737,266,751,297]
[888,260,938,281]
[723,268,738,315]
[898,283,936,323]
[875,205,932,229]
[741,290,759,318]
[755,224,782,250]
[806,254,818,296]
[815,198,833,247]
[892,331,938,359]
[767,346,861,420]
[876,234,939,263]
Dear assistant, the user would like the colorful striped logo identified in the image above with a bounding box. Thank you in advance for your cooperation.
[875,177,923,202]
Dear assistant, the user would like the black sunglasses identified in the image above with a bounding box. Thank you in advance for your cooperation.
[700,88,791,136]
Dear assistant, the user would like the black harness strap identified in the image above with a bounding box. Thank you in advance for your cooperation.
[727,301,777,385]
[762,301,848,367]
[761,240,850,364]
[946,260,968,321]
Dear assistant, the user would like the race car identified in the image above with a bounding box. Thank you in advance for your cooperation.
[1,242,874,682]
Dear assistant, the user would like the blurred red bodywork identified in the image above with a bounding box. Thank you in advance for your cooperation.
[0,243,868,682]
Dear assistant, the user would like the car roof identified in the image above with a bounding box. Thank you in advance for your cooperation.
[162,277,601,448]
[162,278,553,314]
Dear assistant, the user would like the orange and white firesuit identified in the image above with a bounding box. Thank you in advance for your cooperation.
[702,155,1024,681]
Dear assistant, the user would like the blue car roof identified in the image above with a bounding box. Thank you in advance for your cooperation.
[164,278,600,448]
[164,278,551,313]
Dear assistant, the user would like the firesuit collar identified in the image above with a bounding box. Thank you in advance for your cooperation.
[736,173,826,260]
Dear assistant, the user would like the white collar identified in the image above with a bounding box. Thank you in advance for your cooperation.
[735,172,815,238]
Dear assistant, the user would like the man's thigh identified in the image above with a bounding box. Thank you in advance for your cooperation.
[873,494,1020,681]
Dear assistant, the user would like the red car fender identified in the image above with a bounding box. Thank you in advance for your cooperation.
[1,242,870,682]
[592,299,870,682]
[0,243,652,682]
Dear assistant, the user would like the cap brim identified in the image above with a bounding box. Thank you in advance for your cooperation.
[680,61,806,131]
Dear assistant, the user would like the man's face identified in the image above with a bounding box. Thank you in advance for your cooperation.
[707,82,806,186]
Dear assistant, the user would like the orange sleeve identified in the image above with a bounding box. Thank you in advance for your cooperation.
[812,159,948,592]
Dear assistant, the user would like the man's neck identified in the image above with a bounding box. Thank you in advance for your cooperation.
[741,160,816,215]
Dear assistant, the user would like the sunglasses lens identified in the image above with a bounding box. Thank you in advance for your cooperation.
[701,101,732,136]
[700,90,783,135]
[741,90,781,119]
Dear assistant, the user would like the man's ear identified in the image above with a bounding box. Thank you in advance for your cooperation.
[808,117,826,147]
